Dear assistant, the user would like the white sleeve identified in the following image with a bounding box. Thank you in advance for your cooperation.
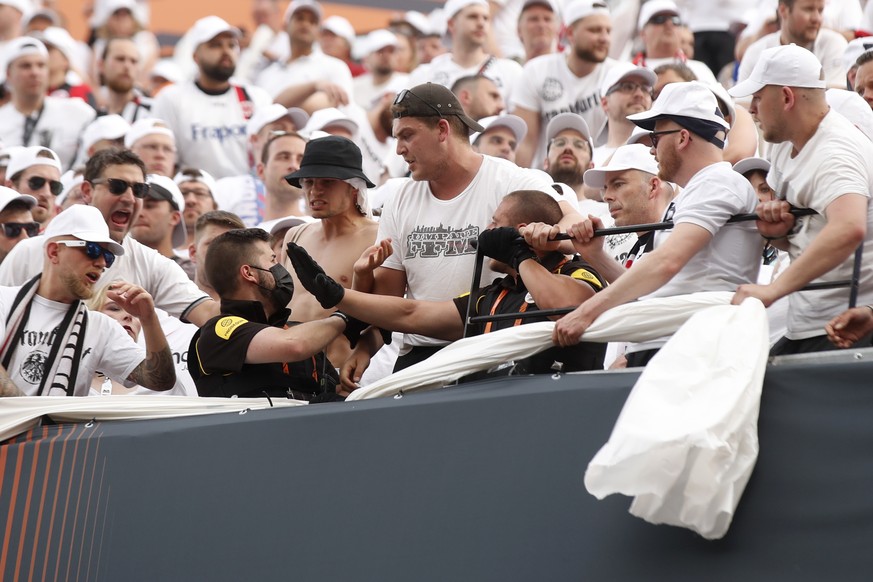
[134,244,211,320]
[0,237,42,286]
[93,313,147,385]
[376,192,405,272]
[510,61,541,112]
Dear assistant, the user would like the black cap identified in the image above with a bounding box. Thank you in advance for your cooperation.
[392,83,485,132]
[284,135,376,188]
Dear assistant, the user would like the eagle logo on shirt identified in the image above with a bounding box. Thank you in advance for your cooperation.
[20,350,47,385]
[541,78,563,102]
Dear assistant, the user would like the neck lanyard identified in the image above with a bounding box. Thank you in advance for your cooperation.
[22,105,44,145]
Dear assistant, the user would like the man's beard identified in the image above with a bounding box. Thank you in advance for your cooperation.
[106,75,134,94]
[201,61,235,83]
[62,271,93,301]
[657,145,680,183]
[549,164,584,188]
[574,45,607,64]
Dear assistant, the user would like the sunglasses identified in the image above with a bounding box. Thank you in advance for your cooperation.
[27,176,63,196]
[607,81,654,97]
[0,221,39,238]
[56,240,117,268]
[393,88,445,118]
[649,14,682,26]
[648,129,682,148]
[91,178,150,199]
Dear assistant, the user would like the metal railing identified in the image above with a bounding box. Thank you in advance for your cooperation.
[462,207,863,337]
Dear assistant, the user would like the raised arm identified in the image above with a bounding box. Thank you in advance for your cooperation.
[110,283,176,392]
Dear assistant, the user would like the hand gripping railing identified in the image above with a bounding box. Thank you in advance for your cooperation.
[462,207,863,337]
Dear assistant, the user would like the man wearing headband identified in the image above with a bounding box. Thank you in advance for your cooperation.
[281,135,378,374]
[553,82,761,366]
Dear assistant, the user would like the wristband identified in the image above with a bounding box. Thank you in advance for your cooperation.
[329,311,349,326]
[866,305,873,316]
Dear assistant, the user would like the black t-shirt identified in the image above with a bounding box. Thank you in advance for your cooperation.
[451,254,607,373]
[189,300,338,399]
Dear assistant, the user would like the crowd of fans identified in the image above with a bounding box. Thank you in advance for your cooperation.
[1,0,873,400]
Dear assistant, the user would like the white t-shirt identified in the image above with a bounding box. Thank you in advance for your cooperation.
[630,162,760,352]
[151,80,272,179]
[352,72,409,110]
[738,30,848,89]
[0,96,96,170]
[408,53,523,105]
[214,173,264,227]
[0,234,210,322]
[378,155,560,349]
[254,50,353,101]
[0,288,143,397]
[767,109,873,339]
[510,54,614,168]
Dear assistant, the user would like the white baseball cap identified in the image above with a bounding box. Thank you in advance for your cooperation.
[146,174,187,248]
[32,27,76,66]
[844,38,873,72]
[546,112,593,152]
[189,16,241,53]
[628,81,730,137]
[1,36,47,76]
[391,11,432,36]
[732,156,770,177]
[470,114,528,145]
[285,0,322,23]
[563,0,609,28]
[444,0,488,20]
[625,126,652,146]
[150,59,183,84]
[44,204,125,256]
[0,186,36,213]
[125,118,175,148]
[6,146,61,179]
[355,29,398,60]
[583,144,659,188]
[637,0,681,29]
[826,88,873,142]
[81,115,130,154]
[174,168,218,197]
[522,0,556,13]
[322,15,356,47]
[246,103,309,137]
[599,61,657,98]
[303,107,358,137]
[729,44,826,98]
[0,0,31,15]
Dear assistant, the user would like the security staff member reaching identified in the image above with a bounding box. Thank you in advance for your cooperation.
[188,228,365,401]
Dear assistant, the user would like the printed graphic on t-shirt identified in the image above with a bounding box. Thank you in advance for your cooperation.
[406,224,479,259]
[17,327,57,385]
[541,91,602,123]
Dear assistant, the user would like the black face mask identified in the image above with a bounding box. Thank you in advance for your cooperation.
[251,263,295,308]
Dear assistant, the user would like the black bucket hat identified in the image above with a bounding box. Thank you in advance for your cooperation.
[284,135,376,188]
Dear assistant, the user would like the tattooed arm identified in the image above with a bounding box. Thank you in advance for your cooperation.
[108,283,176,392]
[0,363,22,396]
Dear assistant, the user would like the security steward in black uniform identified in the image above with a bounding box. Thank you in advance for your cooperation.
[188,228,365,401]
[286,190,608,384]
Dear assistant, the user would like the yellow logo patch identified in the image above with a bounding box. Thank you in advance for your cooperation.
[214,316,247,340]
[570,269,603,289]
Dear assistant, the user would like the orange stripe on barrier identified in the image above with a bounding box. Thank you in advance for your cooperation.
[29,425,65,582]
[53,424,85,582]
[13,425,48,581]
[77,433,101,582]
[0,435,26,576]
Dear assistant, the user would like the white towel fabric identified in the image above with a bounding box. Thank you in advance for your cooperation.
[0,395,306,442]
[347,291,735,401]
[584,298,769,539]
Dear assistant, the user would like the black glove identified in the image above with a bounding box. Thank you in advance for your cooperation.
[332,311,369,350]
[286,242,345,309]
[476,227,538,270]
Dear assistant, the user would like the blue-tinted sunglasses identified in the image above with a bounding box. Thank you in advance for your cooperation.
[56,240,117,267]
